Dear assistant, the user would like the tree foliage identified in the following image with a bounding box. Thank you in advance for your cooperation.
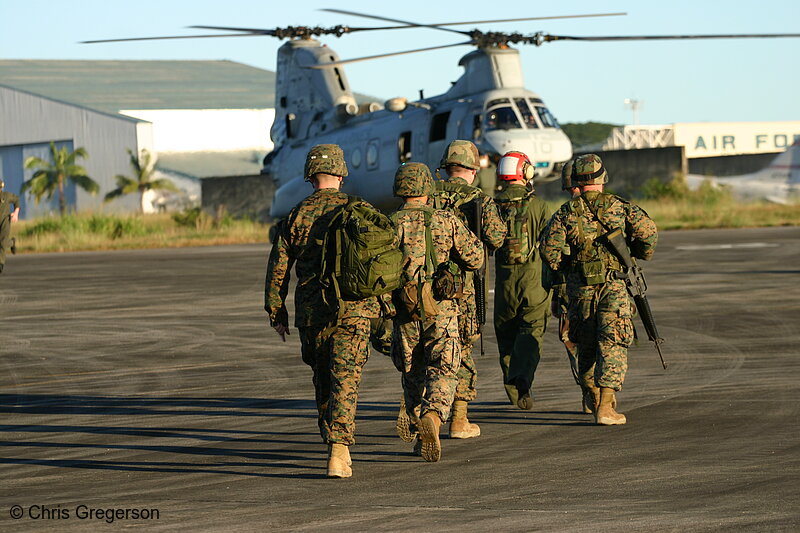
[23,142,99,216]
[104,149,178,213]
[561,122,621,150]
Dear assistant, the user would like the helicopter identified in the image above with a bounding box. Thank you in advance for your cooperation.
[84,9,800,218]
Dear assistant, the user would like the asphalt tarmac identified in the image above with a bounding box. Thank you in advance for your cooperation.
[1,226,798,531]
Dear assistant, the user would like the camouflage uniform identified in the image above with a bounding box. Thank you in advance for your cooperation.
[548,160,582,393]
[432,141,506,404]
[539,156,658,392]
[391,163,484,424]
[493,182,551,405]
[264,144,380,446]
[0,188,20,271]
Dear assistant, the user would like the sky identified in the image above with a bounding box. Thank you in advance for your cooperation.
[2,0,799,125]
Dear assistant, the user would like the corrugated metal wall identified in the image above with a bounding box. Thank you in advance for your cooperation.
[0,85,154,218]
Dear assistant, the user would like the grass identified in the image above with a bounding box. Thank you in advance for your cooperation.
[12,210,269,253]
[546,177,799,231]
[10,184,799,254]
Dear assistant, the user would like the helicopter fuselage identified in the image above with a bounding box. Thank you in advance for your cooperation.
[264,41,573,217]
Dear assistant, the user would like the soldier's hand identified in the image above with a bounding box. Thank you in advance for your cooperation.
[10,212,18,223]
[274,323,290,342]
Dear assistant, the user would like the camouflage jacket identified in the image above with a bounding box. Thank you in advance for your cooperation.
[0,191,20,219]
[540,191,657,288]
[431,176,506,298]
[392,201,484,316]
[264,188,380,328]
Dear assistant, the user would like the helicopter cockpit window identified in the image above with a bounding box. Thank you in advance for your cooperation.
[398,131,412,163]
[484,106,521,131]
[485,98,510,109]
[514,98,539,129]
[534,105,560,129]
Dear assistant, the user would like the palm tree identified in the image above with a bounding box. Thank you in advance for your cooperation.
[23,142,99,216]
[104,149,178,213]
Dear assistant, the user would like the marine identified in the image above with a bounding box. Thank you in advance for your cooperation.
[540,154,658,425]
[390,162,484,462]
[492,151,551,409]
[429,140,506,438]
[545,160,588,412]
[263,144,383,477]
[0,177,20,274]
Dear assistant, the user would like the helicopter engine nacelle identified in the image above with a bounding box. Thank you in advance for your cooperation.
[385,97,408,113]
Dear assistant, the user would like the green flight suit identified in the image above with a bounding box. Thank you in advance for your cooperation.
[0,191,20,269]
[493,184,551,404]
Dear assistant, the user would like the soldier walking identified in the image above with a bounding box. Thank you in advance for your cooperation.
[540,154,658,425]
[391,162,484,462]
[264,144,383,477]
[492,151,551,410]
[545,160,590,412]
[429,140,506,439]
[0,177,20,274]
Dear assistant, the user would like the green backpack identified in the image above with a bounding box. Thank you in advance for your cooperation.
[321,197,403,301]
[496,193,536,265]
[432,180,482,226]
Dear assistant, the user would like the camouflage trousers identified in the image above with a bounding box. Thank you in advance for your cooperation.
[455,296,479,402]
[325,316,371,445]
[392,314,461,423]
[298,324,333,439]
[567,279,633,391]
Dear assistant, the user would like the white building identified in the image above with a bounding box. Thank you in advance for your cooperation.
[603,121,800,159]
[0,60,278,217]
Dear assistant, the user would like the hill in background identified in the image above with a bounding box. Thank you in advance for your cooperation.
[561,121,621,150]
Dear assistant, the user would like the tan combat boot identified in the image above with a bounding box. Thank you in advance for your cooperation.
[582,385,600,414]
[595,387,626,425]
[396,396,418,443]
[412,437,422,456]
[418,412,442,462]
[327,443,353,478]
[449,400,481,439]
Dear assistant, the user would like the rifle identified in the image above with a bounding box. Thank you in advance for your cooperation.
[471,198,487,355]
[603,228,667,370]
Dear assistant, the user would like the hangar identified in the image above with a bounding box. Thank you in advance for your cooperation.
[0,60,277,218]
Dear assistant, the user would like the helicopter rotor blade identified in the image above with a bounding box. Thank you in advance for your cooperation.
[189,24,425,34]
[320,9,472,36]
[188,25,278,34]
[540,32,800,43]
[80,33,270,44]
[307,41,474,69]
[322,9,627,28]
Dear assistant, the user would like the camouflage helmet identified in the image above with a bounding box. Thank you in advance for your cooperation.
[561,159,575,190]
[393,162,434,198]
[304,144,348,181]
[573,154,608,185]
[439,140,480,170]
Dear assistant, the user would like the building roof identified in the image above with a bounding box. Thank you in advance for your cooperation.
[0,60,278,113]
[0,59,378,114]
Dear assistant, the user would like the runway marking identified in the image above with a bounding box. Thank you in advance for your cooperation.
[675,242,779,251]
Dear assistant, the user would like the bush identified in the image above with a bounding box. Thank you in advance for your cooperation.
[20,217,66,236]
[641,174,730,206]
[172,207,232,230]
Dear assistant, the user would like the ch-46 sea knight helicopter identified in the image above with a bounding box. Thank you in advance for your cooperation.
[84,9,800,218]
